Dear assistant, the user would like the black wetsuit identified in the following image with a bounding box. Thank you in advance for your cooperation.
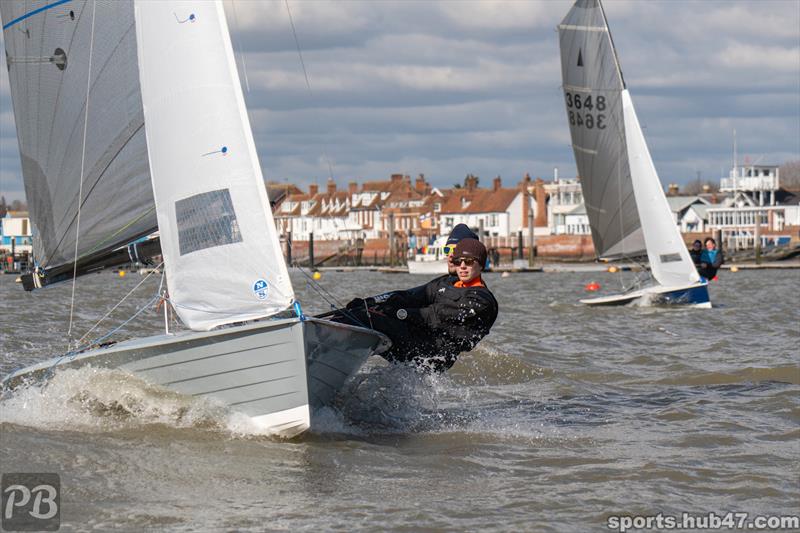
[334,275,498,372]
[689,248,702,270]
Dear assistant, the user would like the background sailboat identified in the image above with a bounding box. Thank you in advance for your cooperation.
[1,0,389,436]
[557,0,711,308]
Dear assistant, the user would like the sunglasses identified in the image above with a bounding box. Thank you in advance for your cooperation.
[452,256,478,266]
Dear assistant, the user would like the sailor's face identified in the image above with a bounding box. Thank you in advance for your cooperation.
[447,253,457,275]
[454,257,481,283]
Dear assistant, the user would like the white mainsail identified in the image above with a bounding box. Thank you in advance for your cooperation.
[1,0,156,271]
[134,0,294,330]
[558,0,698,287]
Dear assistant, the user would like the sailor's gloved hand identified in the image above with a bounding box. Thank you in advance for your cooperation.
[346,297,375,310]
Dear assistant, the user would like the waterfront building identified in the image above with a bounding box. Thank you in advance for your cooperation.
[544,175,583,235]
[0,211,32,255]
[666,196,712,233]
[437,174,537,243]
[707,164,800,249]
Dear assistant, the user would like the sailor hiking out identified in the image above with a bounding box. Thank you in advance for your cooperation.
[332,237,498,372]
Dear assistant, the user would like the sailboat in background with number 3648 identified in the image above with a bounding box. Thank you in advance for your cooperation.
[558,0,711,308]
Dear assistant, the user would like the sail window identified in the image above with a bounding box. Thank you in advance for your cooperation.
[175,189,242,255]
[659,253,682,263]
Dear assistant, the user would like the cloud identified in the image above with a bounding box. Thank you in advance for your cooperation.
[1,0,798,206]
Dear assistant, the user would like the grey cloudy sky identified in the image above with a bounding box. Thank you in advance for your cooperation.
[1,0,799,201]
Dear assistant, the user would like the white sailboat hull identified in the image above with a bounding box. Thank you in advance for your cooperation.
[407,260,448,275]
[580,280,711,308]
[2,317,389,437]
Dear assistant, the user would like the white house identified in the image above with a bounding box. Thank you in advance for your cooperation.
[437,176,534,239]
[564,203,591,235]
[544,177,583,235]
[0,211,33,254]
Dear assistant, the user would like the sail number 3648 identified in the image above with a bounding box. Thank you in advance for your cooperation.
[565,92,606,129]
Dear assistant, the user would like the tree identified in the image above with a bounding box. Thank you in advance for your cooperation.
[682,178,719,196]
[779,160,800,190]
[9,199,27,211]
[0,196,6,217]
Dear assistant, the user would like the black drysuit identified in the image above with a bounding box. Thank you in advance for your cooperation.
[334,275,498,372]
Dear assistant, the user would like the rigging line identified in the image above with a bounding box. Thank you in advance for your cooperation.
[42,292,163,385]
[283,0,335,182]
[229,0,250,92]
[67,0,97,348]
[76,261,165,346]
[293,261,368,328]
[45,122,149,268]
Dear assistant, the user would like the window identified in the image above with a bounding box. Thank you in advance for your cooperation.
[175,189,242,256]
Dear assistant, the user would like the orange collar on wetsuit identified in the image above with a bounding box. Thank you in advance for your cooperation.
[453,276,484,288]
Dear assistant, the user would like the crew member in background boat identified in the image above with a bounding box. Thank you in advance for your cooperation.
[698,237,723,280]
[335,238,498,372]
[443,223,478,275]
[689,240,703,271]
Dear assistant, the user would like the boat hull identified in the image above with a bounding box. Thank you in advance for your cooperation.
[2,317,389,437]
[580,281,711,308]
[407,260,448,275]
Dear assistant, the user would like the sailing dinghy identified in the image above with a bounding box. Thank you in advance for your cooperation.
[557,0,711,308]
[1,0,389,436]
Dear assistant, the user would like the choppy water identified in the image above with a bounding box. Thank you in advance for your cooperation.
[1,268,798,531]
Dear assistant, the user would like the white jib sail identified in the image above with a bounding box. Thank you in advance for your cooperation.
[621,90,700,287]
[134,0,294,330]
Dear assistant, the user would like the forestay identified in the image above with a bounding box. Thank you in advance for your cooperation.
[557,0,644,259]
[0,0,157,270]
[134,1,293,330]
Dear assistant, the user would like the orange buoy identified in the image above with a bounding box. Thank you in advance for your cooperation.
[118,270,126,278]
[585,281,601,292]
[607,265,618,273]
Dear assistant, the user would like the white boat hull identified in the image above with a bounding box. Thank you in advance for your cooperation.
[580,281,711,308]
[407,260,448,275]
[2,317,389,437]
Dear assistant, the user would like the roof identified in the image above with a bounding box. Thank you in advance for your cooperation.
[666,196,708,213]
[687,203,710,219]
[439,188,519,214]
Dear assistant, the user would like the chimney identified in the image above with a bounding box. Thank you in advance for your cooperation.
[349,181,358,195]
[667,183,679,196]
[327,177,336,195]
[391,173,403,183]
[534,177,547,227]
[415,174,427,193]
[309,183,319,196]
[465,174,478,191]
[493,176,502,192]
